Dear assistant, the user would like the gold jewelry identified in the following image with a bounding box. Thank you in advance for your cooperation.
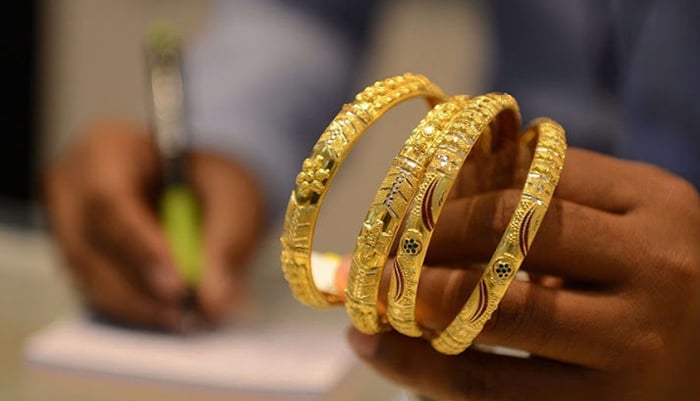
[281,74,445,308]
[431,118,567,355]
[388,93,521,337]
[345,95,471,334]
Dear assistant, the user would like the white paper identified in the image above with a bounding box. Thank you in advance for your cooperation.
[24,317,356,395]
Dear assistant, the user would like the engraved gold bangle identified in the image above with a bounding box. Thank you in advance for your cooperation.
[431,118,567,355]
[388,93,521,337]
[281,74,446,308]
[345,95,471,334]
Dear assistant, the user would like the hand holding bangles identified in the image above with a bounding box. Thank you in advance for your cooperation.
[281,73,566,355]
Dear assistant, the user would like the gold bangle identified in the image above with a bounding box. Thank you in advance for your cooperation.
[345,95,471,334]
[431,117,567,355]
[388,93,521,337]
[281,74,446,308]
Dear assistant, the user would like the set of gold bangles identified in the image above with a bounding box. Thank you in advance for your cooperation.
[280,73,567,355]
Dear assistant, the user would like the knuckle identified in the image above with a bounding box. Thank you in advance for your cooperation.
[634,163,700,208]
[631,161,673,182]
[634,330,666,362]
[614,329,667,372]
[651,247,700,292]
[661,174,700,208]
[598,301,672,372]
[673,250,700,281]
[673,256,700,297]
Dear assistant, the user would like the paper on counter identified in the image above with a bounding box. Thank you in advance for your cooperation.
[24,317,356,395]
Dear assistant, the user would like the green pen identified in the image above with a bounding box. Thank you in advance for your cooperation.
[146,24,203,289]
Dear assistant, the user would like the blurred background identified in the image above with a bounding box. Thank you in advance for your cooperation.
[1,0,490,399]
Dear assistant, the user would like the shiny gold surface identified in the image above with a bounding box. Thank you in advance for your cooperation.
[281,74,446,308]
[388,93,521,337]
[345,96,471,334]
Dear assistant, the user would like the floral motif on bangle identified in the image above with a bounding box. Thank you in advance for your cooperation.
[296,155,330,197]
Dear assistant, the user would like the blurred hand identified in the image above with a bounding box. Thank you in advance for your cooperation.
[44,121,265,330]
[338,147,700,401]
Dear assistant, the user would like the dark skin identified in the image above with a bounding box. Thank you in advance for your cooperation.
[336,138,700,400]
[43,122,265,330]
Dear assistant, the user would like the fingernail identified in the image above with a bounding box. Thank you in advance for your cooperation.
[347,327,379,358]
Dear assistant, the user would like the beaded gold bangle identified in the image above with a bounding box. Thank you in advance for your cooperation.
[281,74,445,308]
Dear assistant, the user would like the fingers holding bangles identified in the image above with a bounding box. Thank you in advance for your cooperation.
[426,190,633,285]
[282,75,700,400]
[394,264,629,369]
[347,327,609,401]
[345,116,567,352]
[429,118,566,354]
[348,96,566,352]
[340,254,634,370]
[281,75,570,355]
